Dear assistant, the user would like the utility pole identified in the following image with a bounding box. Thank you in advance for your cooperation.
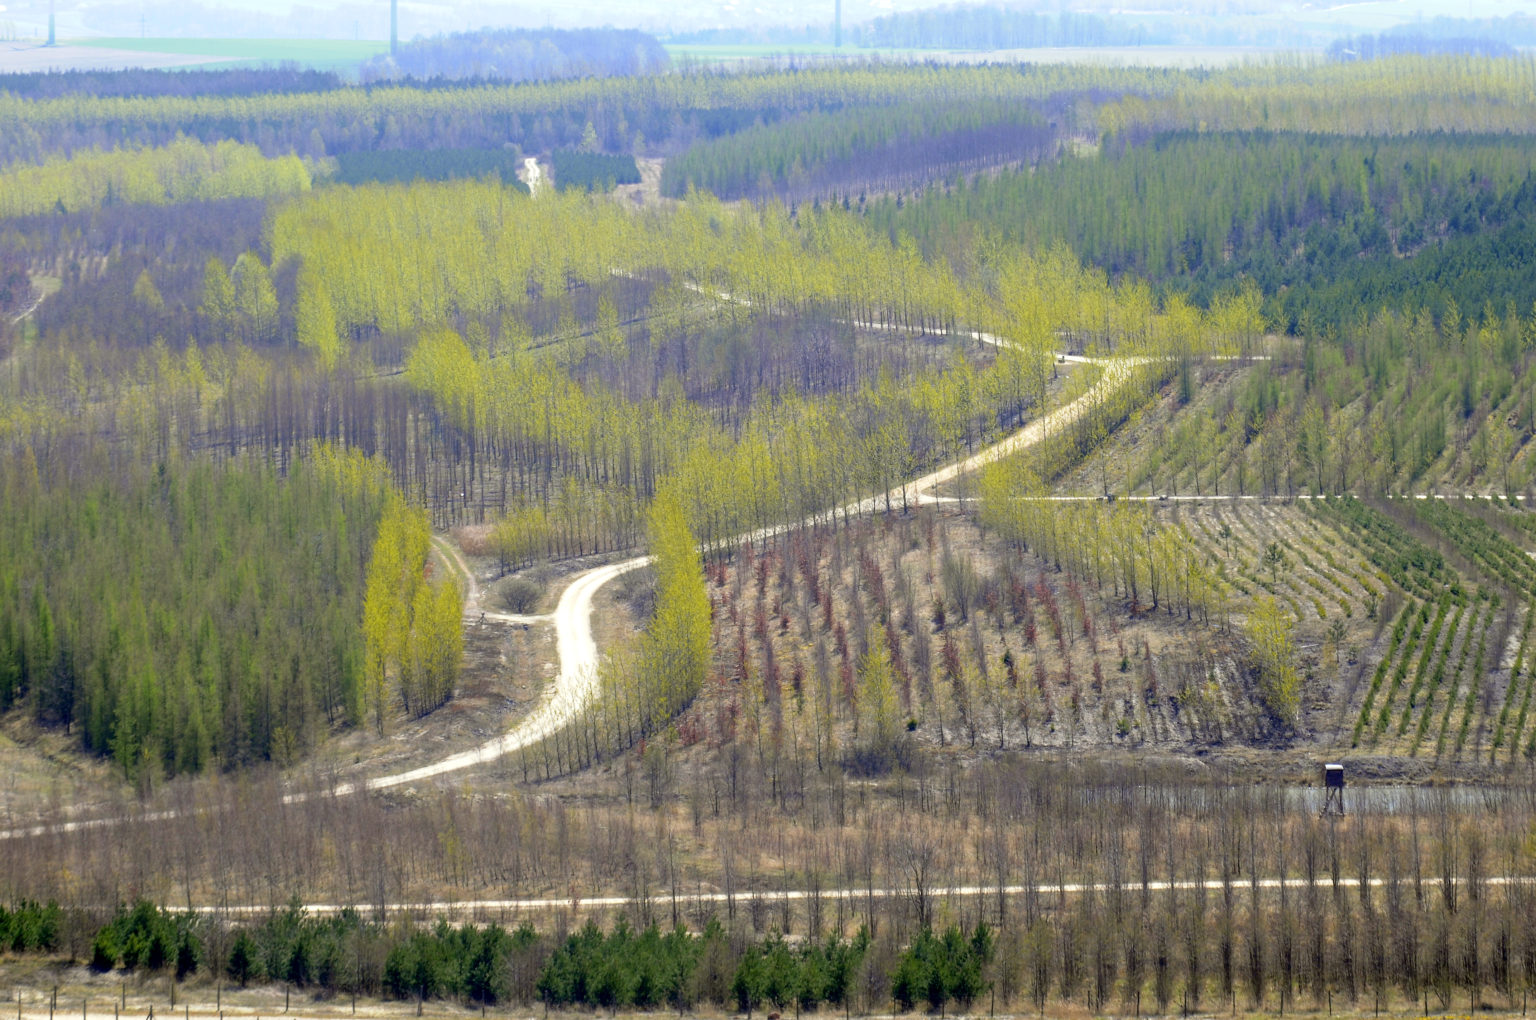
[46,0,55,47]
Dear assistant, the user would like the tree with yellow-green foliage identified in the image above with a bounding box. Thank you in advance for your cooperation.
[403,574,464,718]
[362,494,459,731]
[295,266,343,370]
[233,252,279,346]
[1247,596,1300,731]
[639,491,711,731]
[853,623,902,773]
[198,257,235,342]
[0,137,310,218]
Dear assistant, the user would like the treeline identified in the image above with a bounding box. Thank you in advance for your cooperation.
[0,445,392,778]
[1098,55,1536,138]
[1367,15,1536,48]
[865,131,1536,330]
[550,149,639,192]
[362,28,670,84]
[0,67,342,100]
[332,148,530,189]
[850,6,1146,50]
[0,138,311,219]
[660,98,1055,203]
[0,63,1175,165]
[22,894,1536,1018]
[1327,33,1514,61]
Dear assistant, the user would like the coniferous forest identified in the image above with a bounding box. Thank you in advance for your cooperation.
[6,44,1536,1019]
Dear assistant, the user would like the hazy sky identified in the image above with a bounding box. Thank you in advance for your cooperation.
[0,0,1528,39]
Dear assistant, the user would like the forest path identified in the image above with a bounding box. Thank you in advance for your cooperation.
[325,554,642,796]
[429,535,479,605]
[522,157,544,197]
[7,291,45,326]
[350,351,1139,794]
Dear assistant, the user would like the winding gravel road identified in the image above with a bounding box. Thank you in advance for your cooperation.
[339,351,1138,794]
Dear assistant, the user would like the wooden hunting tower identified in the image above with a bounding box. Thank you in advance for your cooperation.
[1322,762,1344,817]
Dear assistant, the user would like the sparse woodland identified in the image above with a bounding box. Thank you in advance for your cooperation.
[2,51,1536,1018]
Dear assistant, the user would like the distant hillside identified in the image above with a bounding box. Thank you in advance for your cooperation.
[850,6,1147,49]
[362,28,670,84]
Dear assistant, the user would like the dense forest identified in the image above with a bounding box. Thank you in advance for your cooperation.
[332,148,531,188]
[550,149,641,193]
[0,138,313,218]
[361,28,671,84]
[660,98,1056,203]
[864,131,1536,327]
[0,63,1176,165]
[0,448,392,777]
[1326,32,1514,61]
[0,67,344,100]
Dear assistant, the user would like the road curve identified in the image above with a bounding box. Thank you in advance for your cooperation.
[323,555,645,798]
[336,352,1139,794]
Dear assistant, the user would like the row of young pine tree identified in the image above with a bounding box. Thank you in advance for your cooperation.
[10,890,1536,1016]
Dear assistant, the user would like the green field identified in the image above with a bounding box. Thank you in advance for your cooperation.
[72,37,389,73]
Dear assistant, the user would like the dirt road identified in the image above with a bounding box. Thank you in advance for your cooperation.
[342,351,1137,793]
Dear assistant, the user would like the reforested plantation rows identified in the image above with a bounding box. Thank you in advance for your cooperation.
[1053,307,1536,500]
[0,138,312,218]
[660,99,1057,203]
[0,139,1247,783]
[0,446,392,778]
